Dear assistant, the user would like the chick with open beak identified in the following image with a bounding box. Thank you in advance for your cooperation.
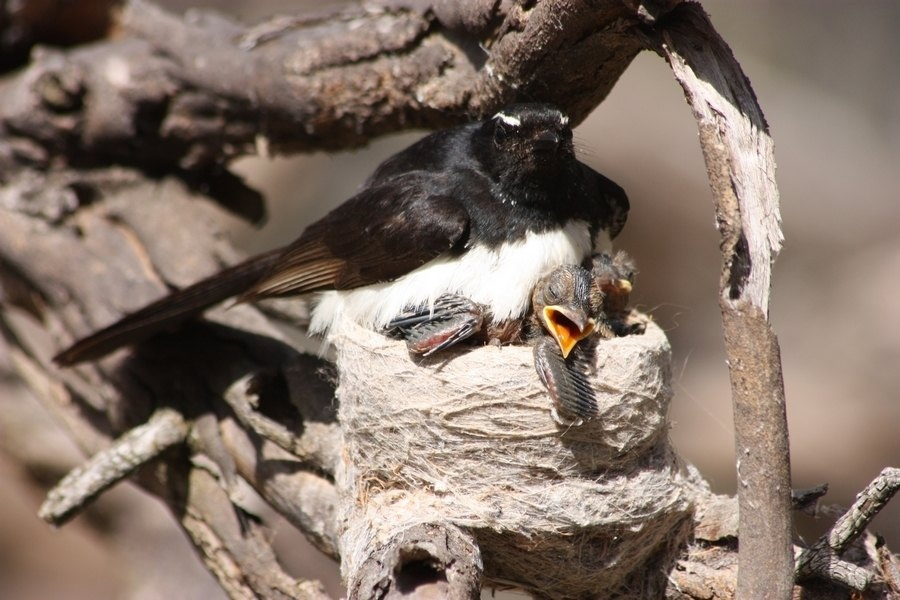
[530,264,599,422]
[531,252,643,423]
[534,264,597,358]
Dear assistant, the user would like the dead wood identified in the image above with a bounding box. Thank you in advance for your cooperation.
[0,1,896,598]
[649,4,793,597]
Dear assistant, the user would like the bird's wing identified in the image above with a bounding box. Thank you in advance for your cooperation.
[533,338,598,422]
[54,172,471,365]
[240,171,471,300]
[578,163,630,240]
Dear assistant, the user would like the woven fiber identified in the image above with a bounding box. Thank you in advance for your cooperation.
[332,316,702,598]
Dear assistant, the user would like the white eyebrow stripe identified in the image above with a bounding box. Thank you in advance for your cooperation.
[495,112,521,126]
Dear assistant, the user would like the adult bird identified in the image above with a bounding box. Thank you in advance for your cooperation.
[54,104,629,366]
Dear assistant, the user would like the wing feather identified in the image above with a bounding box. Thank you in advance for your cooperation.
[54,248,285,365]
[241,172,470,301]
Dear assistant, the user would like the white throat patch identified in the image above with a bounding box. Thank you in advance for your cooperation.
[310,220,594,335]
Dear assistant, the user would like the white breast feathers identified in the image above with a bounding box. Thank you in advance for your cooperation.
[309,220,594,336]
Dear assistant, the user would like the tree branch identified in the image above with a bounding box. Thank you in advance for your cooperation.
[159,462,331,600]
[652,5,792,597]
[796,468,900,590]
[39,406,188,526]
[2,1,897,598]
[0,0,645,182]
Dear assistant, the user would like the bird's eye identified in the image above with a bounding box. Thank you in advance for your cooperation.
[493,124,508,145]
[545,280,563,302]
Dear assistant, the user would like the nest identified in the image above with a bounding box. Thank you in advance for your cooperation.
[331,315,702,598]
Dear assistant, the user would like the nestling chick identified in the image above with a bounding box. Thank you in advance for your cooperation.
[530,264,599,423]
[590,250,644,338]
[533,252,643,423]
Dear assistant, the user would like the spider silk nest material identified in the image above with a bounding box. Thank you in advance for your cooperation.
[331,313,707,598]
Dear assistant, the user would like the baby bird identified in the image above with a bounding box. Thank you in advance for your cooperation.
[387,253,641,423]
[590,250,642,339]
[529,264,599,423]
[534,251,642,422]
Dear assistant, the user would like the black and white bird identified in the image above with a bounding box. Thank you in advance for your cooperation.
[54,103,629,366]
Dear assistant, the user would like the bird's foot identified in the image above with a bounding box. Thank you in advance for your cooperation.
[386,294,486,356]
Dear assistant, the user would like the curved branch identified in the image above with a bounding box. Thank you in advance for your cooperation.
[652,5,792,597]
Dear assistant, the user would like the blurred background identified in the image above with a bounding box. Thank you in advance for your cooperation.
[1,1,897,598]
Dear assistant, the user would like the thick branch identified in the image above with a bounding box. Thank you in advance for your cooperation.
[0,0,645,181]
[654,5,792,598]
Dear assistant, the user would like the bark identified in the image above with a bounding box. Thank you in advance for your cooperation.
[650,5,793,598]
[0,1,896,598]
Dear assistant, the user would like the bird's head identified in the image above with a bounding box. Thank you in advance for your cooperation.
[590,251,637,315]
[533,264,596,359]
[474,104,576,192]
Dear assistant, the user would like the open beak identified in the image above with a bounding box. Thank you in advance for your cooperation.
[541,305,596,358]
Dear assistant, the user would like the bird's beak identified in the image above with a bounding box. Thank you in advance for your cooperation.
[541,305,596,358]
[599,278,632,296]
[533,131,560,152]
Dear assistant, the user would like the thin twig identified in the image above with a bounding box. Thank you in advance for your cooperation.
[39,407,188,526]
[796,467,900,590]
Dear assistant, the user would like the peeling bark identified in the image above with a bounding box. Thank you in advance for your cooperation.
[0,1,896,598]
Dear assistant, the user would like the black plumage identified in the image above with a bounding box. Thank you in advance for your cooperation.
[55,104,628,366]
